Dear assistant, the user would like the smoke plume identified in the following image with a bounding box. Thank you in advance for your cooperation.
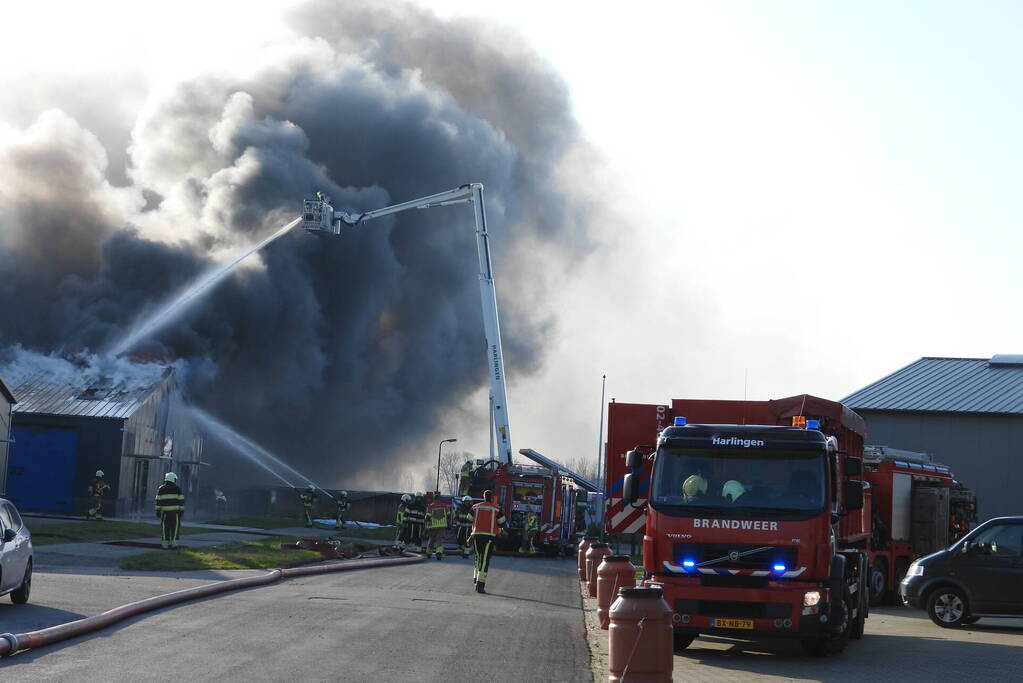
[0,1,599,488]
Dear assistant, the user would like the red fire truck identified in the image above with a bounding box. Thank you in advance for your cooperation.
[607,394,977,654]
[609,395,872,656]
[465,448,597,555]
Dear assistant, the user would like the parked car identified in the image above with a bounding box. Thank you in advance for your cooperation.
[900,516,1023,627]
[0,498,33,604]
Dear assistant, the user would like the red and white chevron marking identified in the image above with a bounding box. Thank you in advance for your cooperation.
[606,497,647,534]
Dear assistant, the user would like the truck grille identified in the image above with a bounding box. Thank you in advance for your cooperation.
[675,599,791,619]
[672,542,798,572]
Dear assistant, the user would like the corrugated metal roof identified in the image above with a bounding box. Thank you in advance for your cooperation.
[842,356,1023,415]
[11,367,172,420]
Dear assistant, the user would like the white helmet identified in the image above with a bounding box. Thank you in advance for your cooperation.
[339,490,348,497]
[96,470,105,478]
[462,496,472,504]
[164,472,178,483]
[401,494,412,503]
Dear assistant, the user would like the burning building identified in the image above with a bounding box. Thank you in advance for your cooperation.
[3,354,203,516]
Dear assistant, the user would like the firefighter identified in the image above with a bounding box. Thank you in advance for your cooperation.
[458,460,473,497]
[519,511,539,554]
[335,490,350,529]
[298,486,317,527]
[155,472,185,549]
[86,470,110,520]
[424,492,449,560]
[406,492,426,552]
[470,489,505,594]
[395,493,411,549]
[682,474,708,502]
[455,495,473,558]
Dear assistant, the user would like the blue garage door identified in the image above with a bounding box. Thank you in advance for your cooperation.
[6,427,78,511]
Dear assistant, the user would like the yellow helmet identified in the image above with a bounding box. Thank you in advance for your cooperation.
[682,474,708,499]
[722,480,745,502]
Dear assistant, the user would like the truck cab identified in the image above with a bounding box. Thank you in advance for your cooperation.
[615,396,870,656]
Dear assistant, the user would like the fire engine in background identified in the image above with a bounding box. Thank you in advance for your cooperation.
[465,448,598,556]
[605,394,978,655]
[860,445,977,603]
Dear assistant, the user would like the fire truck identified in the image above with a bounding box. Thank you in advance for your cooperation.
[606,394,977,654]
[609,395,872,656]
[466,448,597,555]
[860,445,977,603]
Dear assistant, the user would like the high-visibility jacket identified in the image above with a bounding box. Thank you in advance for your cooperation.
[155,482,185,514]
[299,491,316,507]
[426,503,448,529]
[455,506,473,528]
[525,513,539,533]
[471,501,505,536]
[395,503,407,525]
[336,498,349,512]
[88,478,109,498]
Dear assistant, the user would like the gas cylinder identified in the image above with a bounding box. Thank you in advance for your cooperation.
[577,536,596,581]
[597,555,636,629]
[585,542,611,597]
[608,586,673,683]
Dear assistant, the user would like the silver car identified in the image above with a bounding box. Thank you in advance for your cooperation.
[0,498,32,604]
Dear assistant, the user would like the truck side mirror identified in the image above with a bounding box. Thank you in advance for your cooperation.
[623,473,639,504]
[625,449,642,469]
[844,480,864,511]
[843,456,863,477]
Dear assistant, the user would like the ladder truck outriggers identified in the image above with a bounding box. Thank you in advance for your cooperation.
[301,185,597,553]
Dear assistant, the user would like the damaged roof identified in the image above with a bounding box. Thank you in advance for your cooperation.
[11,367,174,420]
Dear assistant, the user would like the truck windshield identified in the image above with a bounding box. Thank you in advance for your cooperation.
[651,447,826,515]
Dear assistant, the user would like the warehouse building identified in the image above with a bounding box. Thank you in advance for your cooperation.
[843,355,1023,520]
[0,376,15,496]
[5,362,204,517]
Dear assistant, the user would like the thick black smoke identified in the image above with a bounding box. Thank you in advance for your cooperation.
[0,1,598,487]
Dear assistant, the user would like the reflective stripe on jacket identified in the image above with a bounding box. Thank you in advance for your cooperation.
[426,504,448,529]
[155,482,185,513]
[456,509,473,528]
[525,514,539,532]
[471,502,505,536]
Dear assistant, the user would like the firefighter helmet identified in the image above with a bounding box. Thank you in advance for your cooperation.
[462,496,472,504]
[307,485,315,491]
[722,480,745,502]
[415,491,423,498]
[164,472,178,483]
[401,494,412,503]
[682,474,707,500]
[95,470,104,478]
[339,490,348,497]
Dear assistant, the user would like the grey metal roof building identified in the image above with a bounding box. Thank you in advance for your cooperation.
[843,355,1023,520]
[0,376,15,496]
[4,361,204,516]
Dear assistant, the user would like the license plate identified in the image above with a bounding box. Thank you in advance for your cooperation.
[710,618,754,629]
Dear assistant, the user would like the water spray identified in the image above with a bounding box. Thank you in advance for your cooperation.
[189,407,335,499]
[108,217,301,357]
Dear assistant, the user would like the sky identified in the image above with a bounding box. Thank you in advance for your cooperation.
[1,1,1020,483]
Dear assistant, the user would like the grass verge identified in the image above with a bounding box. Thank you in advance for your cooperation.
[203,516,304,530]
[119,536,374,571]
[29,521,206,546]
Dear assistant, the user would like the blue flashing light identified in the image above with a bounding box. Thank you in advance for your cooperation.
[674,416,687,426]
[805,419,820,430]
[773,564,787,572]
[682,559,696,569]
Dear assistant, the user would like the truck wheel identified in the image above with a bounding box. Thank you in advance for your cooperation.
[850,591,866,640]
[927,587,969,628]
[672,631,695,652]
[868,560,887,606]
[10,561,31,605]
[802,595,851,656]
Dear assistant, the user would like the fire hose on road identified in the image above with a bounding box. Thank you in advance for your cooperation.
[0,552,424,658]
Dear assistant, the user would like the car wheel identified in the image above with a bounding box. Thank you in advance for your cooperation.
[927,587,968,628]
[673,631,695,652]
[962,616,980,625]
[11,560,32,605]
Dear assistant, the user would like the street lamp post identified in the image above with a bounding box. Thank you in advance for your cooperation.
[436,438,457,493]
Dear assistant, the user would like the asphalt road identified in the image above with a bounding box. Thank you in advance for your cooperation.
[0,555,590,682]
